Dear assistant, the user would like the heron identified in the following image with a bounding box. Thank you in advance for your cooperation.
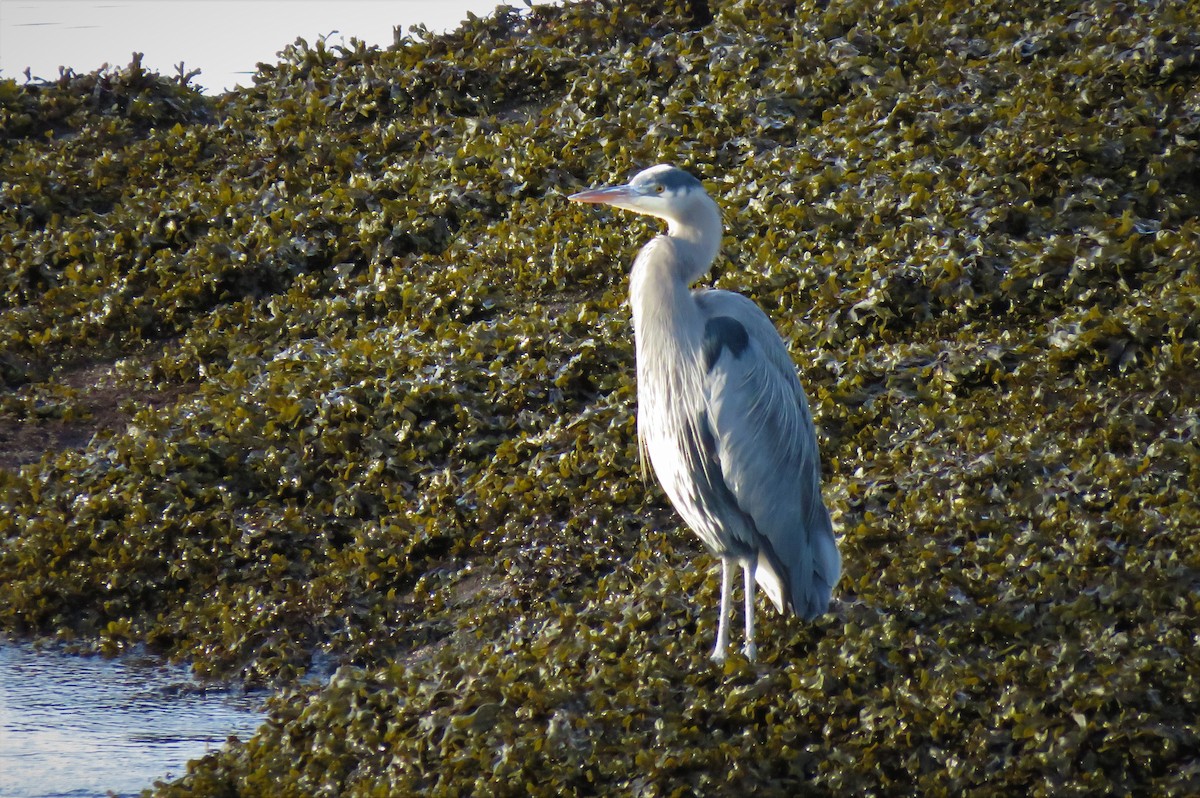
[569,164,841,662]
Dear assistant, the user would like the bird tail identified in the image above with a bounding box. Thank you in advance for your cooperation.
[798,506,841,620]
[754,506,841,621]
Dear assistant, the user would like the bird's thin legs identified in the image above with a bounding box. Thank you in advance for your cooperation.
[711,559,734,662]
[712,559,759,663]
[742,561,757,662]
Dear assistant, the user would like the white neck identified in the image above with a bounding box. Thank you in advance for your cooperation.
[664,194,723,285]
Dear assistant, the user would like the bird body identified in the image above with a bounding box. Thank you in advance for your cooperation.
[569,164,840,661]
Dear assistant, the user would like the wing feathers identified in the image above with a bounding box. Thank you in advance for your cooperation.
[701,316,750,372]
[695,290,841,619]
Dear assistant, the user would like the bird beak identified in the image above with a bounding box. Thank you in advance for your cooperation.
[567,184,639,205]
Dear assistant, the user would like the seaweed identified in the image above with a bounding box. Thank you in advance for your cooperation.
[1,0,1198,794]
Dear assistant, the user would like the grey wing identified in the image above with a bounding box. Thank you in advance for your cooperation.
[695,290,841,619]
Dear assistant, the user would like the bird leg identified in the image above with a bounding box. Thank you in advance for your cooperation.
[711,559,734,663]
[742,561,758,662]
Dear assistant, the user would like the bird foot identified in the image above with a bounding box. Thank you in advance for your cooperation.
[711,644,758,665]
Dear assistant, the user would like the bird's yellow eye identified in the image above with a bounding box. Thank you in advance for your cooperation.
[655,184,665,194]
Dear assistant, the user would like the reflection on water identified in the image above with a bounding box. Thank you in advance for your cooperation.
[0,642,264,798]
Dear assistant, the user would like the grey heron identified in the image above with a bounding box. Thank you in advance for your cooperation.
[569,164,841,662]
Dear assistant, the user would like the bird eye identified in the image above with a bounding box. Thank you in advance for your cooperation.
[655,184,665,194]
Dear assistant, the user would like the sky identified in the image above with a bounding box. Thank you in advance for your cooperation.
[0,0,523,94]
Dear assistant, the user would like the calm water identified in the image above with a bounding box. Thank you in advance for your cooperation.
[0,1,531,94]
[0,642,264,798]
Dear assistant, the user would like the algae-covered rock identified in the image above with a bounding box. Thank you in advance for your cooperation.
[1,0,1198,794]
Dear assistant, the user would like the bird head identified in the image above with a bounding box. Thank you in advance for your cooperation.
[570,164,724,273]
[568,164,709,228]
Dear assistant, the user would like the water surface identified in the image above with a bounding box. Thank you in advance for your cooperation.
[0,642,264,798]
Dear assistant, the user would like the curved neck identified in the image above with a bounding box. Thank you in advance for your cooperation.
[665,195,723,285]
